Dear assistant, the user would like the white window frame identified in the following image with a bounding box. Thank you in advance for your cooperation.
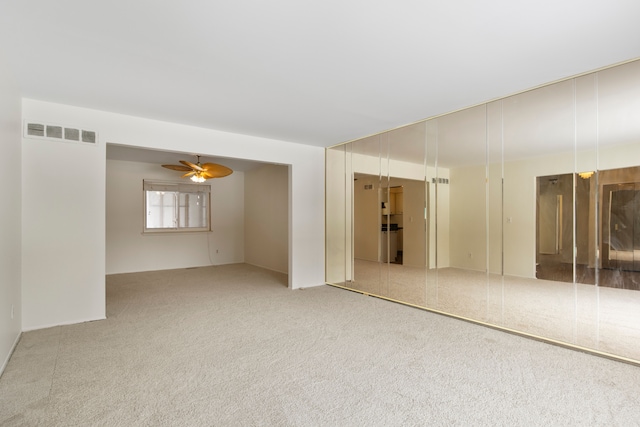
[143,180,211,233]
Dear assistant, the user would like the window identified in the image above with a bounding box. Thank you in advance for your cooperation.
[143,181,210,232]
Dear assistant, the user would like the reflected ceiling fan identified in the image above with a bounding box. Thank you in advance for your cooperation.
[162,155,233,183]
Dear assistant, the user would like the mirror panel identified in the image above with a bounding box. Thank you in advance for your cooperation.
[351,134,384,296]
[572,72,600,354]
[486,100,505,325]
[379,132,391,297]
[424,119,439,308]
[438,105,489,320]
[575,72,599,286]
[591,60,640,360]
[386,123,428,306]
[326,59,640,363]
[500,79,579,344]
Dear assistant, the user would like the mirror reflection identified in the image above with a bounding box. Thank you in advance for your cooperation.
[326,59,640,363]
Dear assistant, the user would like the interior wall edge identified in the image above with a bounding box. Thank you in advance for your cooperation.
[22,316,107,333]
[0,332,21,379]
[0,51,23,377]
[244,262,288,277]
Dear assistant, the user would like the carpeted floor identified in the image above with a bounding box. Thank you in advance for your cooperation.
[343,259,640,362]
[2,263,640,425]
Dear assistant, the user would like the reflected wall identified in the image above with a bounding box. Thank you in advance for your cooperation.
[326,59,640,363]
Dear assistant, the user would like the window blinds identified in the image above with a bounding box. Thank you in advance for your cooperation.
[143,180,211,193]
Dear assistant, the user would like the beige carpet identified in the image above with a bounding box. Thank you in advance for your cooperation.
[2,263,640,425]
[344,259,640,362]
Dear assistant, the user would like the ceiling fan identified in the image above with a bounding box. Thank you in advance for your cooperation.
[162,155,233,182]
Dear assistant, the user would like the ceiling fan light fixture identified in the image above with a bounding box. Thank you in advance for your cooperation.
[190,173,206,183]
[579,171,595,179]
[162,155,233,182]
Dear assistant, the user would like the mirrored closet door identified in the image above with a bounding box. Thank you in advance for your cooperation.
[326,59,640,363]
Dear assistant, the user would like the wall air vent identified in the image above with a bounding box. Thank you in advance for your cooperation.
[431,178,449,184]
[46,125,63,139]
[64,128,80,141]
[81,130,96,143]
[24,120,99,145]
[26,123,45,137]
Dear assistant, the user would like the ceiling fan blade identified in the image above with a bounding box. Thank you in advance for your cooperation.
[162,164,193,172]
[182,171,196,178]
[202,163,233,177]
[180,160,204,171]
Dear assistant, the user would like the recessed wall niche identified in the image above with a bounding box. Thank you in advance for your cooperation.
[325,59,640,363]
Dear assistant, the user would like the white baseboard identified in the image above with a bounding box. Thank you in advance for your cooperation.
[0,331,22,378]
[22,316,107,332]
[244,261,288,276]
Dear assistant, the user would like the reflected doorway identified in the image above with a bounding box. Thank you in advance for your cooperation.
[535,167,640,289]
[536,173,574,282]
[382,186,403,265]
[353,173,429,268]
[602,183,640,271]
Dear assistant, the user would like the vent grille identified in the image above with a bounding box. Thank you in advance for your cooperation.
[27,123,45,137]
[46,125,63,139]
[82,130,96,143]
[24,121,98,145]
[432,178,449,184]
[64,128,80,141]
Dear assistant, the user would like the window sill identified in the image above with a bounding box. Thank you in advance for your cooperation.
[142,229,212,235]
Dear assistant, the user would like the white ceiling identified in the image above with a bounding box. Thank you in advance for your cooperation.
[1,0,640,149]
[106,144,266,172]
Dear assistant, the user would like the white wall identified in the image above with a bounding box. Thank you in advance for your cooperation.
[22,118,107,331]
[0,53,22,374]
[106,159,245,274]
[244,164,288,275]
[21,99,324,330]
